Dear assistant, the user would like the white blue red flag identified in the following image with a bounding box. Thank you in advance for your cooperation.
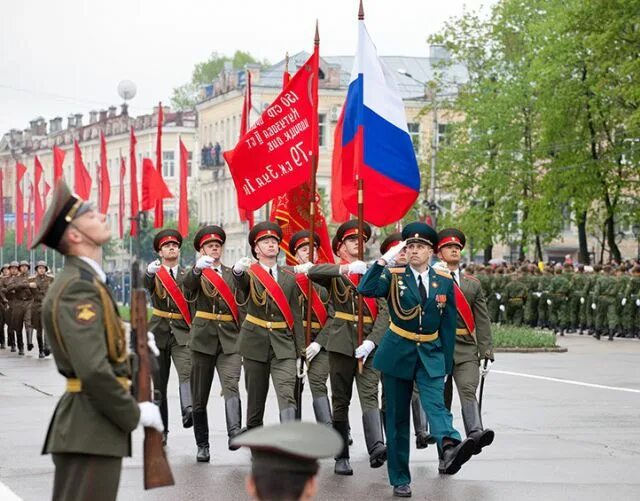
[331,19,420,226]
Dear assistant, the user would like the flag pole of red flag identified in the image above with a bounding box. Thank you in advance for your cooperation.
[0,168,5,246]
[53,145,65,184]
[141,158,172,211]
[26,182,34,249]
[154,103,164,228]
[34,156,45,235]
[15,163,27,245]
[178,139,189,237]
[119,156,126,239]
[237,70,254,228]
[73,140,92,200]
[99,132,111,214]
[129,127,139,235]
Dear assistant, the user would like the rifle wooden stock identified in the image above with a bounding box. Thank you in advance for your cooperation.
[132,286,174,489]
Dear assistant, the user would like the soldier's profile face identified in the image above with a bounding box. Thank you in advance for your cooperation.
[202,241,222,260]
[342,236,360,257]
[407,242,432,267]
[73,210,111,245]
[159,242,180,261]
[255,237,279,259]
[296,244,316,264]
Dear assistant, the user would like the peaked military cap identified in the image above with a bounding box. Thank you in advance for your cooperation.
[31,179,95,252]
[35,260,49,271]
[231,421,342,474]
[289,230,320,256]
[153,229,183,252]
[193,225,226,251]
[332,220,372,255]
[380,232,403,255]
[402,222,438,248]
[248,222,282,258]
[437,228,466,250]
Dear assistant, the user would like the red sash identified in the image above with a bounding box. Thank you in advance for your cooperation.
[156,267,192,327]
[295,274,328,327]
[249,263,295,330]
[344,273,378,320]
[202,268,239,325]
[453,281,476,334]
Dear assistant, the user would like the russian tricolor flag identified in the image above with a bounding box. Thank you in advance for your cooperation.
[331,18,420,227]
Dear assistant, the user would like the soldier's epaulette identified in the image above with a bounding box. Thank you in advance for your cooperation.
[78,268,95,282]
[434,269,453,279]
[463,274,480,283]
[388,267,406,274]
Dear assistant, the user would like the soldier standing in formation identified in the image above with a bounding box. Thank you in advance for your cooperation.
[145,229,194,444]
[28,260,53,358]
[184,225,244,462]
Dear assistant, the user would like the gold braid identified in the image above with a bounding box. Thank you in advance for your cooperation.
[154,276,167,300]
[250,274,268,306]
[390,273,420,320]
[96,280,128,363]
[201,275,219,299]
[332,277,352,305]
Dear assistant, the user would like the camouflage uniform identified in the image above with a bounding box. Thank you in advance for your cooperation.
[503,268,528,326]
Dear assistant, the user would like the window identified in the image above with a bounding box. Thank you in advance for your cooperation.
[163,151,175,178]
[408,123,420,154]
[319,113,327,147]
[438,123,451,146]
[187,151,193,177]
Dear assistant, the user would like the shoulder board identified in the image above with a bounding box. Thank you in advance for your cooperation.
[463,274,480,283]
[78,268,95,282]
[435,269,453,279]
[388,267,406,274]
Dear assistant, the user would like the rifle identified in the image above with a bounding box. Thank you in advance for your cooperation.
[130,259,175,489]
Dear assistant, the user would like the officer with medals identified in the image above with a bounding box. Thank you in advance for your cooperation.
[306,220,389,476]
[436,228,495,456]
[232,221,305,428]
[30,180,163,500]
[357,222,475,498]
[145,229,194,444]
[184,225,244,462]
[289,230,333,425]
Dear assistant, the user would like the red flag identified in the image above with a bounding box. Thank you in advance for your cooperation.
[0,168,5,246]
[129,127,139,236]
[237,71,254,228]
[154,103,164,228]
[330,105,350,222]
[43,182,51,211]
[178,139,189,237]
[119,156,126,239]
[34,156,45,235]
[53,145,65,184]
[73,140,92,200]
[141,158,172,211]
[224,51,317,211]
[99,132,111,214]
[15,163,27,245]
[26,182,33,249]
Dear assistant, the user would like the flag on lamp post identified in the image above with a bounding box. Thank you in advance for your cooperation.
[237,73,254,229]
[34,156,44,235]
[53,145,65,184]
[99,132,111,214]
[119,156,126,239]
[141,158,172,211]
[73,140,92,200]
[178,139,189,237]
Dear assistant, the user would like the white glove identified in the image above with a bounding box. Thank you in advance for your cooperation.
[546,299,552,306]
[381,240,406,264]
[147,259,161,275]
[479,359,493,377]
[355,339,375,363]
[534,292,542,298]
[147,331,160,357]
[296,357,307,379]
[346,260,367,275]
[499,305,505,312]
[306,341,322,362]
[195,255,215,271]
[294,262,314,275]
[138,401,164,432]
[495,293,502,300]
[580,297,585,304]
[636,298,640,307]
[621,297,627,306]
[591,303,596,310]
[233,257,252,274]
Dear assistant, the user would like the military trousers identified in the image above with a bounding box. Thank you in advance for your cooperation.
[52,453,122,501]
[191,348,241,411]
[486,298,500,323]
[444,358,480,409]
[10,301,27,350]
[328,351,380,422]
[595,297,618,331]
[383,364,461,487]
[243,346,296,429]
[307,348,330,398]
[524,296,539,326]
[506,300,524,326]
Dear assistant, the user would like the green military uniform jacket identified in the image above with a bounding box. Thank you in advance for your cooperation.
[308,264,389,357]
[234,265,305,362]
[5,273,33,304]
[357,262,457,378]
[183,265,243,356]
[455,272,494,363]
[144,266,191,349]
[41,256,139,457]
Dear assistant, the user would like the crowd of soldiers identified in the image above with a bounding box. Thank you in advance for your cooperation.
[465,262,640,341]
[0,260,54,357]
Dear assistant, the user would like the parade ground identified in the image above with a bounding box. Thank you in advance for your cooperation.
[1,333,639,501]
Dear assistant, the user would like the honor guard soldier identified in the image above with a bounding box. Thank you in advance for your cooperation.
[6,260,33,354]
[290,230,333,425]
[307,220,389,476]
[28,260,54,358]
[232,222,305,428]
[184,225,244,463]
[357,222,476,498]
[436,228,495,456]
[30,180,163,501]
[145,229,194,444]
[0,263,9,349]
[4,262,20,351]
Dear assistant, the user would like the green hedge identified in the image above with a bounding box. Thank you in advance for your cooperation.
[118,305,152,322]
[492,324,557,348]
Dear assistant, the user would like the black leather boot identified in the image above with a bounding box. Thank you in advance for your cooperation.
[279,407,296,422]
[312,396,333,426]
[608,328,614,341]
[461,400,494,455]
[333,421,353,475]
[179,382,194,428]
[412,395,435,449]
[26,327,34,351]
[225,396,243,451]
[192,410,210,462]
[438,437,475,475]
[362,409,387,468]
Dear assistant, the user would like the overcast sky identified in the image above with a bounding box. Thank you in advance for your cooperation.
[0,0,496,134]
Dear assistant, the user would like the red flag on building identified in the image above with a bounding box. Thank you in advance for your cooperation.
[53,145,65,184]
[0,168,5,246]
[119,156,126,239]
[237,71,254,228]
[99,132,111,214]
[141,158,172,211]
[154,103,164,228]
[73,140,92,200]
[15,163,27,245]
[224,49,319,211]
[26,182,34,249]
[178,139,189,237]
[130,127,139,236]
[34,156,45,235]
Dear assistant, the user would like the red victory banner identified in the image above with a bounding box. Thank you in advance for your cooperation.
[99,132,111,214]
[141,158,172,211]
[224,51,318,211]
[53,145,65,184]
[73,140,92,200]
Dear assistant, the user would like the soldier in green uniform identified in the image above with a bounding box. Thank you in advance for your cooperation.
[27,260,54,358]
[31,180,163,501]
[145,229,194,444]
[307,221,389,475]
[504,266,528,326]
[585,265,601,335]
[592,265,617,341]
[0,263,9,349]
[524,265,541,327]
[3,262,19,351]
[622,265,640,338]
[614,267,629,337]
[232,222,305,428]
[571,265,589,334]
[184,225,244,462]
[358,222,476,498]
[548,265,571,335]
[537,267,553,329]
[6,260,33,354]
[437,229,495,456]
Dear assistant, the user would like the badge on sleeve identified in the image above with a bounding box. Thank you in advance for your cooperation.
[75,302,98,324]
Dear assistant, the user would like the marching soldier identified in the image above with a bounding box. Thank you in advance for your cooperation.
[307,220,389,476]
[548,265,571,335]
[503,266,528,326]
[622,265,640,339]
[145,229,194,444]
[358,222,476,498]
[28,260,54,358]
[585,265,602,335]
[184,225,244,463]
[437,228,495,456]
[3,262,19,351]
[0,263,9,349]
[6,260,33,354]
[524,265,541,327]
[572,265,589,334]
[232,222,305,428]
[537,266,554,329]
[614,267,629,337]
[30,180,163,500]
[592,265,617,341]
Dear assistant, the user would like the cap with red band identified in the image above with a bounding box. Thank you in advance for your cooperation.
[436,228,466,251]
[153,229,183,252]
[193,225,226,251]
